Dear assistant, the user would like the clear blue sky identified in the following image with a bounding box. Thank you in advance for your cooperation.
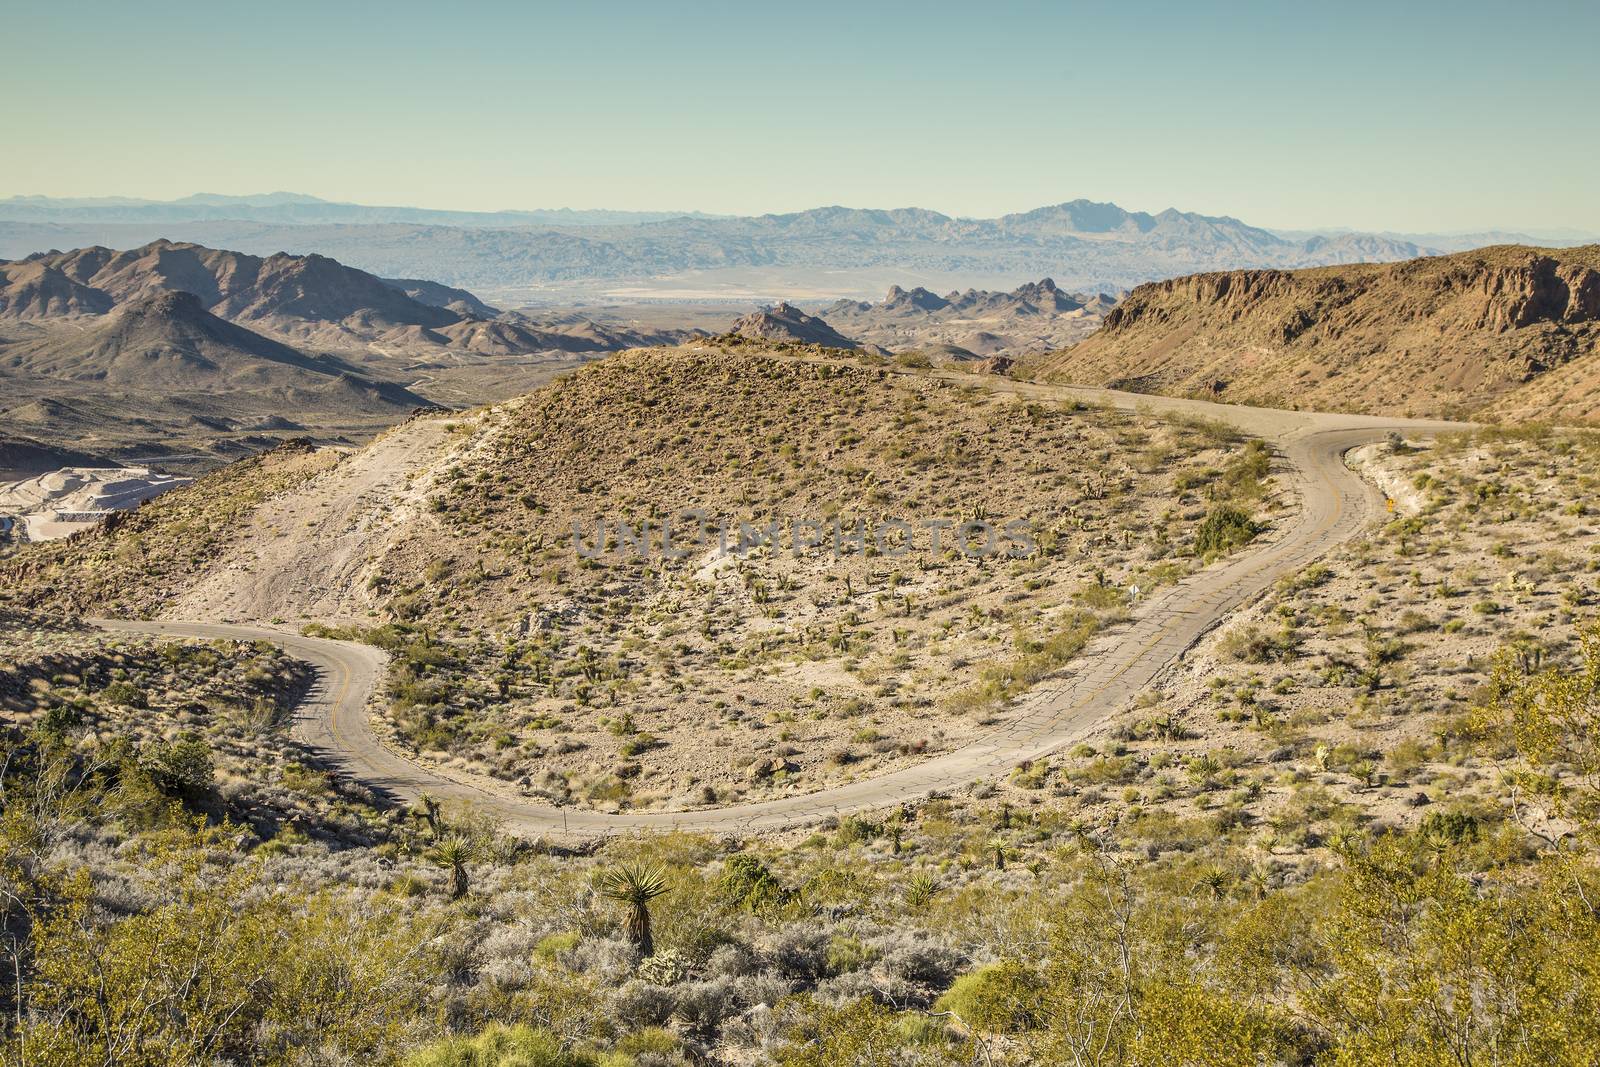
[4,0,1596,233]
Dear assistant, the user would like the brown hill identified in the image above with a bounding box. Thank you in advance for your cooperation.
[0,344,1260,806]
[1031,245,1600,421]
[728,302,860,348]
[379,276,500,318]
[0,241,700,364]
[7,240,457,331]
[0,260,114,318]
[0,433,115,477]
[1,289,422,405]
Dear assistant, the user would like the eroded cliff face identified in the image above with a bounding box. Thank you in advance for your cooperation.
[1454,255,1600,329]
[1034,245,1600,422]
[1101,250,1600,338]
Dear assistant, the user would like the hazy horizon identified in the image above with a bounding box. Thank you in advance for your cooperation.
[3,0,1597,235]
[4,190,1596,243]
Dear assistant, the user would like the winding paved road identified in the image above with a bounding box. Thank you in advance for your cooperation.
[96,381,1467,836]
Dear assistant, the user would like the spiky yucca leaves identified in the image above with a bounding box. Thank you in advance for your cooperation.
[598,863,670,957]
[431,834,475,900]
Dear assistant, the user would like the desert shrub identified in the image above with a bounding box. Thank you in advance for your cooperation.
[874,935,963,988]
[565,936,638,983]
[140,732,214,799]
[764,924,831,981]
[1074,582,1129,611]
[100,680,146,708]
[533,931,581,964]
[1420,810,1480,846]
[672,976,745,1034]
[403,1024,595,1067]
[1219,624,1299,663]
[1220,439,1273,499]
[934,959,1045,1032]
[1195,505,1261,557]
[10,831,445,1067]
[775,995,960,1066]
[610,980,677,1029]
[718,854,786,911]
[823,934,877,976]
[614,1026,687,1064]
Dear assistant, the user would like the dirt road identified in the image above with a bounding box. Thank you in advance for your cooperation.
[164,416,467,625]
[98,377,1468,835]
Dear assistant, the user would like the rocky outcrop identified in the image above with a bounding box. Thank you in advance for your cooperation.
[819,278,1112,360]
[1099,249,1600,341]
[1035,244,1600,423]
[882,285,950,313]
[727,303,860,349]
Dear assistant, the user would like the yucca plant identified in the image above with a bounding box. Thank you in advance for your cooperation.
[432,834,475,900]
[598,863,670,956]
[905,870,940,909]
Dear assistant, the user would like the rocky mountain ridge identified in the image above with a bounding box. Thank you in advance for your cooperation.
[1031,244,1600,421]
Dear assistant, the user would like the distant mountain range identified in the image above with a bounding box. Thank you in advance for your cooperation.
[0,193,718,228]
[719,278,1117,362]
[1030,244,1600,423]
[2,195,1590,297]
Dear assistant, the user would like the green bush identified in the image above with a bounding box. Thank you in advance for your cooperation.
[1195,505,1261,557]
[1420,810,1480,846]
[404,1024,596,1067]
[934,960,1045,1032]
[101,680,147,708]
[718,854,786,911]
[141,733,214,799]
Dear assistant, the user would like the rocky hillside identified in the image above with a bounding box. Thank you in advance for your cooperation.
[2,289,421,405]
[0,240,458,336]
[2,343,1272,810]
[727,303,861,348]
[1031,245,1600,421]
[824,278,1116,359]
[0,241,691,469]
[0,434,113,477]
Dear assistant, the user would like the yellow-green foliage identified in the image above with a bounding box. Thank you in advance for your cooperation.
[8,828,444,1067]
[934,959,1045,1032]
[403,1024,597,1067]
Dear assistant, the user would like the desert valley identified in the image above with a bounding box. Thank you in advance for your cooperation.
[4,5,1600,1065]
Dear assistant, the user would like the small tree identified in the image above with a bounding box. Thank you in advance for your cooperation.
[598,863,670,956]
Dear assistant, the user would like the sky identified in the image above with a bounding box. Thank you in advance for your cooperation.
[3,0,1597,234]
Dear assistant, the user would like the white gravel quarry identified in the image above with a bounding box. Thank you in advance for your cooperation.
[0,466,192,541]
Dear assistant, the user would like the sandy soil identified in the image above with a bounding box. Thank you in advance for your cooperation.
[163,414,485,625]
